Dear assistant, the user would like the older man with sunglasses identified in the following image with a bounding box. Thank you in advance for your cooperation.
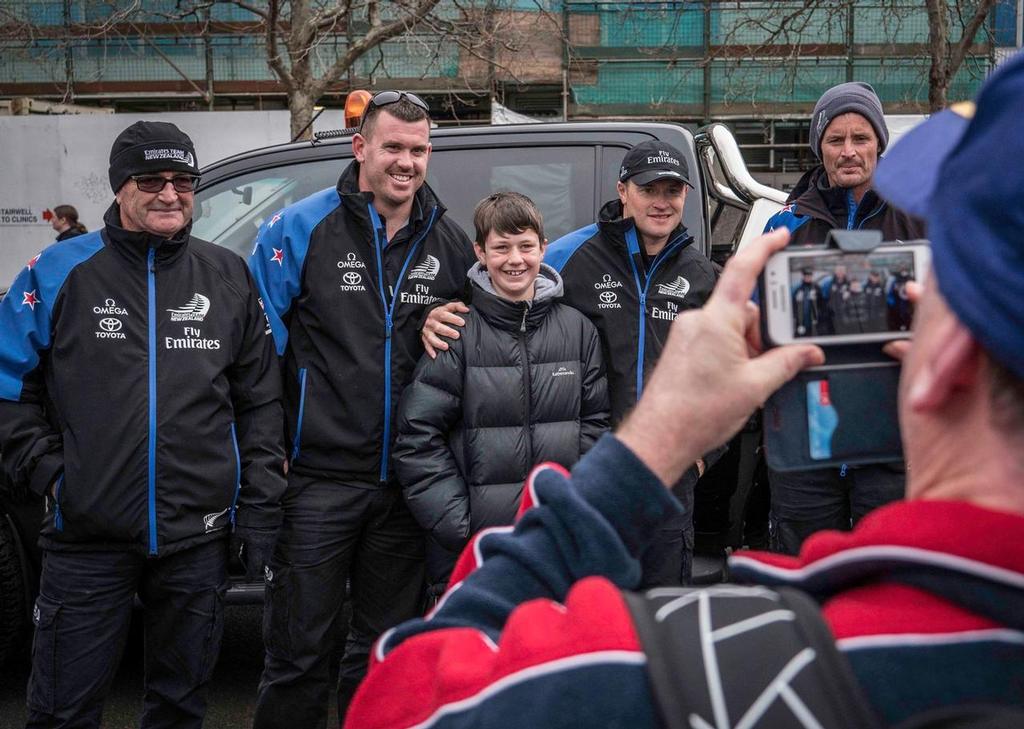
[0,121,287,728]
[249,91,475,727]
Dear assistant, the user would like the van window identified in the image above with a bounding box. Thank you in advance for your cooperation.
[427,145,595,242]
[193,143,599,256]
[193,159,341,257]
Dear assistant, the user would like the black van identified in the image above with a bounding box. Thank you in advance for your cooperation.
[0,120,781,666]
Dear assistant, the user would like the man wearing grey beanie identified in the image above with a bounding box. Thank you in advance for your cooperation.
[761,82,925,556]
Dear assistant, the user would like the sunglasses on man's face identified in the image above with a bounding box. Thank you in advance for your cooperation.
[131,175,200,194]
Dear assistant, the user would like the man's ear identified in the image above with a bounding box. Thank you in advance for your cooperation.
[473,241,487,266]
[908,319,981,412]
[352,133,366,163]
[616,180,628,203]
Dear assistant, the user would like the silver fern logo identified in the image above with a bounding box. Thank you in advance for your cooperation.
[167,293,211,321]
[203,507,229,533]
[657,276,690,300]
[408,254,440,281]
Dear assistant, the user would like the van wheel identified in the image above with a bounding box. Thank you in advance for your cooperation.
[0,518,28,666]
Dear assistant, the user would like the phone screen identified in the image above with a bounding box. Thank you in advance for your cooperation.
[788,250,917,339]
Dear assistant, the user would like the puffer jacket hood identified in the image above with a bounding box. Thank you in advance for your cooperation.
[466,261,563,303]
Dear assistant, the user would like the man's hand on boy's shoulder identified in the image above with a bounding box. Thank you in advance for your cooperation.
[422,301,470,358]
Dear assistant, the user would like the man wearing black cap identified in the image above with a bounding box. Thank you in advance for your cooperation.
[539,140,720,586]
[0,121,286,728]
[762,82,926,555]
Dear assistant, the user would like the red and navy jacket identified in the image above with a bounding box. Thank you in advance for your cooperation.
[0,204,286,555]
[345,435,1024,728]
[764,166,925,244]
[249,161,475,484]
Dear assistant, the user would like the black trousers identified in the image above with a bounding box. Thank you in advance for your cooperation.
[26,541,227,729]
[253,474,425,729]
[768,463,905,555]
[638,464,698,587]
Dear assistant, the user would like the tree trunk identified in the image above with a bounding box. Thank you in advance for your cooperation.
[289,89,316,141]
[926,0,950,111]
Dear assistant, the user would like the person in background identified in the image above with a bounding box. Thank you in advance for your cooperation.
[792,267,824,337]
[50,204,87,241]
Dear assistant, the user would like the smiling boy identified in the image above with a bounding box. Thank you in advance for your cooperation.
[394,192,609,592]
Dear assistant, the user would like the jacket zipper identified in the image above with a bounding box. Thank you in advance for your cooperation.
[230,422,241,528]
[146,247,158,555]
[519,302,534,466]
[857,201,886,230]
[291,367,308,461]
[846,190,858,230]
[367,204,440,483]
[624,228,686,400]
[53,474,65,532]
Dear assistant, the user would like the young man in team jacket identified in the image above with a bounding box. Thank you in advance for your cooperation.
[248,92,476,727]
[542,141,723,585]
[0,121,286,729]
[394,192,609,595]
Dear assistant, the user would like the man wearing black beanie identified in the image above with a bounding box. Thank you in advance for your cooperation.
[762,83,925,555]
[0,120,287,728]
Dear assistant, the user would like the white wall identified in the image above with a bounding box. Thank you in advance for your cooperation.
[0,110,318,285]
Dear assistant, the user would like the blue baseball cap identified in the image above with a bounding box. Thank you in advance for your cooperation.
[874,51,1024,380]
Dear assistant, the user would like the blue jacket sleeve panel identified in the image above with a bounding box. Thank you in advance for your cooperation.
[544,223,598,273]
[344,435,681,728]
[247,187,339,356]
[764,205,810,235]
[0,233,104,401]
[0,233,104,495]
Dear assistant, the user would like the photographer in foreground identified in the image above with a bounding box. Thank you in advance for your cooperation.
[344,55,1024,729]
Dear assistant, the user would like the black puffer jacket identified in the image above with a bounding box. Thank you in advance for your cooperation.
[393,264,609,553]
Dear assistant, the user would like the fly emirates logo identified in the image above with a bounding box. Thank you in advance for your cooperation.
[165,326,221,350]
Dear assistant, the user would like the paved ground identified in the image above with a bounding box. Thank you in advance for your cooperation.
[0,605,342,729]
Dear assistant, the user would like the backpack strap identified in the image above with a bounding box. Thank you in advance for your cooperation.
[623,584,884,729]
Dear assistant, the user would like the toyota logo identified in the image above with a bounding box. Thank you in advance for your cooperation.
[99,317,122,332]
[343,272,361,285]
[599,291,617,304]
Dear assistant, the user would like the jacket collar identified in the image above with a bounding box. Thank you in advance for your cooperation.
[335,159,447,244]
[466,263,562,332]
[596,198,693,257]
[101,202,191,267]
[791,165,887,229]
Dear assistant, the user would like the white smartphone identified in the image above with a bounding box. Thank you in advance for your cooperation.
[761,244,931,346]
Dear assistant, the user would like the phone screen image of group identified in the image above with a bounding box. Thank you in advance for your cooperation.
[789,251,916,339]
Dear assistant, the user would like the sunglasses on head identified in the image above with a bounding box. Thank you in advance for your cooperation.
[359,91,429,130]
[131,174,200,194]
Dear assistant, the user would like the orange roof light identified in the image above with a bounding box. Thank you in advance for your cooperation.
[344,90,373,129]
